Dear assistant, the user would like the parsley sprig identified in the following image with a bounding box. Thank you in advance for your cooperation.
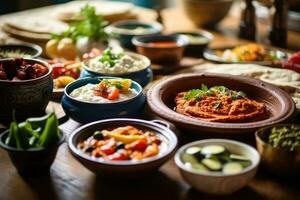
[99,48,124,67]
[184,84,246,101]
[52,5,109,42]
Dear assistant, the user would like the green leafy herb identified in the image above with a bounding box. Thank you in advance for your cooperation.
[184,84,247,101]
[99,48,124,67]
[52,4,109,42]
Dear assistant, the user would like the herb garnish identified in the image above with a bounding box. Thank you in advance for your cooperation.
[184,84,247,101]
[52,5,109,42]
[99,48,124,67]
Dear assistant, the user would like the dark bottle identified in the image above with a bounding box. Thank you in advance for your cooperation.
[239,0,256,41]
[269,0,288,48]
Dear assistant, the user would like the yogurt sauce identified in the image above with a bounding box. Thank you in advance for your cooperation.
[70,83,138,103]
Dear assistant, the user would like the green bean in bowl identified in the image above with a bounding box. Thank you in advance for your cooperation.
[256,124,300,177]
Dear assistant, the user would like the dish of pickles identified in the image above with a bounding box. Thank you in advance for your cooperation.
[181,144,252,175]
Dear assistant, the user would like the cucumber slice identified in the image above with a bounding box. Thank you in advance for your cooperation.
[201,158,222,171]
[201,145,226,156]
[185,147,202,155]
[222,162,243,174]
[192,163,209,173]
[182,154,198,164]
[230,154,250,162]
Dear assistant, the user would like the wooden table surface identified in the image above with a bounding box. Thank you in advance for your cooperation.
[0,3,300,200]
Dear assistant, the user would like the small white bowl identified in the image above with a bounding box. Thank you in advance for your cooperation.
[175,139,260,195]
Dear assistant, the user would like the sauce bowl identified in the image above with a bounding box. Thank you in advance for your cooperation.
[61,77,146,123]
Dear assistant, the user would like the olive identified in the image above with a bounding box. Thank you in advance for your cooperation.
[116,142,125,150]
[84,146,95,153]
[2,59,17,80]
[93,131,104,140]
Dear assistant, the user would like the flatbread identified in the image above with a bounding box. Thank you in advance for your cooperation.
[55,0,134,22]
[179,64,300,109]
[4,17,68,34]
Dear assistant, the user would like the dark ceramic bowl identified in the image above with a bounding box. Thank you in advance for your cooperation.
[0,130,65,176]
[105,20,163,49]
[61,77,146,123]
[147,73,295,135]
[132,34,189,64]
[0,58,53,122]
[0,43,42,59]
[255,124,300,177]
[68,118,178,178]
[172,31,213,57]
[80,52,153,87]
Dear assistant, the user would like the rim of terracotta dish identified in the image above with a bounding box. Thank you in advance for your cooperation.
[64,76,144,105]
[174,139,260,177]
[68,118,178,166]
[147,73,295,132]
[0,58,52,84]
[82,52,151,76]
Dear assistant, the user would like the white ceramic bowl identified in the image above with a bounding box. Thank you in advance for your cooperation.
[175,139,260,195]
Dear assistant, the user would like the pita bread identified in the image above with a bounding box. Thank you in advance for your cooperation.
[181,64,300,109]
[4,17,68,34]
[55,1,134,22]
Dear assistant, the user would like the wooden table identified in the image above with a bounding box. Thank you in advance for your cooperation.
[1,3,300,200]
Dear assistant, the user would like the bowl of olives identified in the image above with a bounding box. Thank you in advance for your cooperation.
[0,58,53,122]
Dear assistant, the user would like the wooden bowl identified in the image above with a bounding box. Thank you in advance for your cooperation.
[147,73,295,135]
[180,0,233,28]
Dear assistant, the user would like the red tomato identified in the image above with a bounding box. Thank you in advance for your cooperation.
[65,67,80,79]
[107,89,120,100]
[100,145,115,155]
[52,64,65,79]
[107,150,130,161]
[127,139,148,152]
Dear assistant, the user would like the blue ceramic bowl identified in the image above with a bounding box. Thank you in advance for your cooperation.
[61,77,146,123]
[80,52,153,87]
[105,20,163,49]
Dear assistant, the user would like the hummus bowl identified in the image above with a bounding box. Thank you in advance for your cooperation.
[62,77,146,123]
[81,52,152,87]
[147,73,295,135]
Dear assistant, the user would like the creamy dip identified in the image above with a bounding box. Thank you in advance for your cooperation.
[70,83,138,103]
[87,54,147,74]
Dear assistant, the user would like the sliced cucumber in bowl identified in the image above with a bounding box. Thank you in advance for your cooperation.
[201,158,222,171]
[222,162,244,174]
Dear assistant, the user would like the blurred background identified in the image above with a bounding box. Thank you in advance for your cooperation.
[0,0,176,14]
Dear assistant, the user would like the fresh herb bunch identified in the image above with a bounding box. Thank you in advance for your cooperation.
[268,126,300,151]
[184,84,246,101]
[99,48,124,67]
[52,5,109,42]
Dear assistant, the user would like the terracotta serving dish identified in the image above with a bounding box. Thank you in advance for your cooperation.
[132,34,188,65]
[147,73,295,135]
